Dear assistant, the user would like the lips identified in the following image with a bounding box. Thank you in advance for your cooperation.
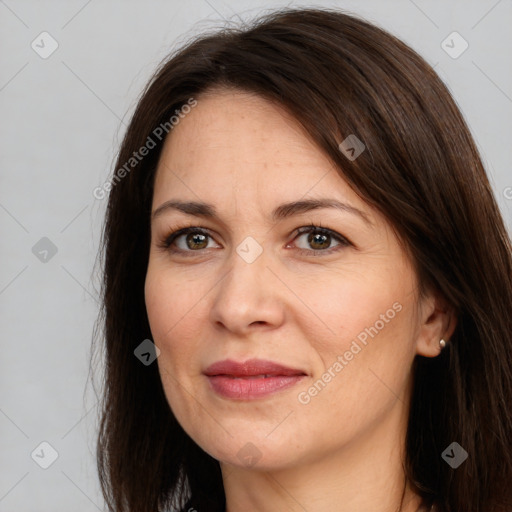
[204,359,306,377]
[203,359,307,400]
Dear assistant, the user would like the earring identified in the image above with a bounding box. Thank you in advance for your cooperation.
[439,338,447,349]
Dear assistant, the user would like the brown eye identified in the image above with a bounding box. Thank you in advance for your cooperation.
[161,227,219,255]
[292,225,351,254]
[185,232,208,250]
[160,224,351,257]
[307,232,331,250]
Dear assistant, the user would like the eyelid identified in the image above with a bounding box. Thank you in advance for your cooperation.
[158,226,219,252]
[291,225,352,252]
[157,224,353,255]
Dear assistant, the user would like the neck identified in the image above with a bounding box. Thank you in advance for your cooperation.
[221,395,422,512]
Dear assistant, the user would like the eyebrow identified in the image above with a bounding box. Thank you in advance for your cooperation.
[151,198,372,226]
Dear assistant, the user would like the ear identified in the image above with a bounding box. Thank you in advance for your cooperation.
[415,287,457,357]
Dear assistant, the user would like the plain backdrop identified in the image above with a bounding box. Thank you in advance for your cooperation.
[1,0,511,510]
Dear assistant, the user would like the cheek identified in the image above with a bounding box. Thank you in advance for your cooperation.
[145,270,204,423]
[144,265,223,383]
[145,266,199,339]
[292,309,415,454]
[295,265,417,407]
[145,274,171,342]
[299,264,409,353]
[144,269,199,377]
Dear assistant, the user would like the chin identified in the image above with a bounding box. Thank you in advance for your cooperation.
[188,425,304,470]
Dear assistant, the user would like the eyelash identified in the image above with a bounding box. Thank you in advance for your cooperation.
[157,223,352,257]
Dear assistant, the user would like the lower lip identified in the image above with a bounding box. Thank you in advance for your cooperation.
[206,375,305,400]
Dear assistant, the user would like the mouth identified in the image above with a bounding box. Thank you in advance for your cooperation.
[203,359,307,400]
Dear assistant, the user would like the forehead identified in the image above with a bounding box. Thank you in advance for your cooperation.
[152,89,368,219]
[158,90,326,169]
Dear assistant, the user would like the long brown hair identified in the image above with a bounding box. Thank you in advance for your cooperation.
[93,7,512,512]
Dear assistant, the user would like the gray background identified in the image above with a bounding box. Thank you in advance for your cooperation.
[1,0,511,510]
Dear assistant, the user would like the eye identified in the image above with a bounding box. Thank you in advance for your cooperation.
[157,224,352,257]
[158,227,220,255]
[290,225,351,255]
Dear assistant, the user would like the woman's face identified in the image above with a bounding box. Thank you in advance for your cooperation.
[145,88,435,470]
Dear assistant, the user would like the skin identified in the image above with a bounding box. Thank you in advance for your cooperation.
[144,88,456,512]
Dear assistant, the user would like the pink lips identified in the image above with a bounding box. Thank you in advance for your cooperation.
[203,359,307,400]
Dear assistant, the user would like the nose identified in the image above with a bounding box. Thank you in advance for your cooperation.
[209,244,285,335]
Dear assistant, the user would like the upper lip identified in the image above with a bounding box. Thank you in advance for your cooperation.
[203,359,306,377]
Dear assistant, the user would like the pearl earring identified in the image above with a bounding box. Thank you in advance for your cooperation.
[439,338,446,349]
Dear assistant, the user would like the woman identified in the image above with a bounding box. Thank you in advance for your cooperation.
[94,7,512,512]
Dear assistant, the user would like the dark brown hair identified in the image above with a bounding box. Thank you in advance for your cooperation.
[93,7,512,512]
